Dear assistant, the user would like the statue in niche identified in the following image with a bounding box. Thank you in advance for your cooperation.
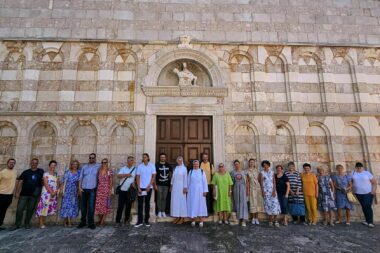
[173,62,197,86]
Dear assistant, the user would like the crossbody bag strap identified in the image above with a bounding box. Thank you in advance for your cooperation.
[120,167,135,187]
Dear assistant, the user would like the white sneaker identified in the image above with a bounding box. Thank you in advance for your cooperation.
[157,212,162,218]
[199,222,204,228]
[251,219,255,225]
[242,221,246,227]
[255,219,260,225]
[225,220,229,225]
[218,220,223,225]
[162,212,167,218]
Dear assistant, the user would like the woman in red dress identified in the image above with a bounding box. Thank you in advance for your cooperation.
[95,158,113,226]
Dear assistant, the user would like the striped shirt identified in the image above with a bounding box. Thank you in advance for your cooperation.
[285,171,304,204]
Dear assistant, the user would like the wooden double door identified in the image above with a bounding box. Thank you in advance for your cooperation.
[156,116,213,167]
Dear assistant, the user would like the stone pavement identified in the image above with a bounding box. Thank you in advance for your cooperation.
[0,222,379,253]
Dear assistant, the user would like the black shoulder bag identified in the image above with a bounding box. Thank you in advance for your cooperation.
[115,167,135,195]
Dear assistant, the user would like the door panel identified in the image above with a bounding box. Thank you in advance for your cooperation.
[157,116,212,167]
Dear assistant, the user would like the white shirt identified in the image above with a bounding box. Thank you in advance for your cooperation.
[137,162,156,189]
[118,166,137,191]
[352,170,373,194]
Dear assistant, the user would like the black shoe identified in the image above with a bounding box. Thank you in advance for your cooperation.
[25,224,31,229]
[134,223,143,228]
[145,222,151,227]
[89,224,96,230]
[0,227,6,231]
[77,223,86,228]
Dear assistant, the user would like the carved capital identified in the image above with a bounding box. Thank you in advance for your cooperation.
[264,45,284,57]
[178,35,192,49]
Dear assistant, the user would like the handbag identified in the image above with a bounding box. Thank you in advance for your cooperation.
[129,185,137,202]
[347,191,358,204]
[115,167,135,195]
[288,203,306,216]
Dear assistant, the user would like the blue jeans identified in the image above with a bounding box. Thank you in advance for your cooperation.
[355,193,374,224]
[81,189,96,226]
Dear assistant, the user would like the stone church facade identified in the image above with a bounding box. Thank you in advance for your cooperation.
[0,0,380,222]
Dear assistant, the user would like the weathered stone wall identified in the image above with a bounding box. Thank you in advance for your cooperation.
[1,40,380,223]
[1,0,380,45]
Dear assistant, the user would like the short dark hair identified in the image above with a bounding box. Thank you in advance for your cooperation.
[31,158,39,162]
[287,161,295,167]
[303,163,311,168]
[49,160,57,166]
[127,156,135,160]
[355,162,364,168]
[275,164,284,170]
[159,153,166,157]
[248,158,256,163]
[7,158,16,164]
[89,153,96,157]
[261,160,270,167]
[143,153,150,162]
[233,159,240,164]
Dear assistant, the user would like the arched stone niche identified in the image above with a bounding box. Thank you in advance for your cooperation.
[157,59,212,87]
[142,48,227,97]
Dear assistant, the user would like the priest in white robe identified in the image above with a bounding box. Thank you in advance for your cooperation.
[187,160,208,227]
[170,156,188,224]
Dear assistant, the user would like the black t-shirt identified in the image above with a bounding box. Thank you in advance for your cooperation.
[18,168,44,196]
[155,163,172,187]
[275,173,289,196]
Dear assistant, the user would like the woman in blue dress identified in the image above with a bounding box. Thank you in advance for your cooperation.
[332,164,353,226]
[60,160,81,227]
[317,166,336,226]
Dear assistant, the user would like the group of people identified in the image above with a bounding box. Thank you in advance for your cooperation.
[0,153,377,230]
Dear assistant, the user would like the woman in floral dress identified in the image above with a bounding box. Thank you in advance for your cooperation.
[95,158,113,226]
[260,160,281,227]
[36,160,59,229]
[246,158,264,225]
[317,166,336,226]
[231,160,249,227]
[60,160,81,227]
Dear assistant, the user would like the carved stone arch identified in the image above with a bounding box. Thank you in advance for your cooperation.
[307,121,334,168]
[228,50,255,110]
[0,121,18,167]
[231,121,260,164]
[264,54,291,111]
[331,53,361,112]
[70,119,98,163]
[26,119,59,143]
[107,118,138,137]
[68,119,99,137]
[109,120,136,167]
[274,120,297,163]
[228,50,254,66]
[144,48,225,87]
[343,121,371,171]
[299,51,327,112]
[30,121,58,168]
